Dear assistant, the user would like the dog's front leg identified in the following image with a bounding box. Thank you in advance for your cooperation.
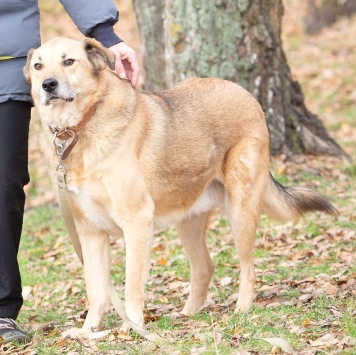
[120,219,153,333]
[62,225,111,339]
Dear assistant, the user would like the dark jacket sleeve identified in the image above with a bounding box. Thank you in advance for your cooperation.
[59,0,123,47]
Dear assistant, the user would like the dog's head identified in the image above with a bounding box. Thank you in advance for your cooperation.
[23,37,115,106]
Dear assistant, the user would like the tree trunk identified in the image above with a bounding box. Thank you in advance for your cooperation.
[304,0,356,34]
[132,0,347,158]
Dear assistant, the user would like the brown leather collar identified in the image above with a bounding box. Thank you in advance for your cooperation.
[48,102,99,160]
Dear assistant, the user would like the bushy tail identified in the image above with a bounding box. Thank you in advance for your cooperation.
[261,173,337,221]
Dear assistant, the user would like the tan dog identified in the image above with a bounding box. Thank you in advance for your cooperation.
[24,37,335,338]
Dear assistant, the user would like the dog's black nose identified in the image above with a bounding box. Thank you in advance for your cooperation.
[42,78,58,93]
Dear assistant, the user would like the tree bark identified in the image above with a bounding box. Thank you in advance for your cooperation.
[133,0,347,158]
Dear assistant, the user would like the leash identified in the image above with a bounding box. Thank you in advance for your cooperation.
[51,116,160,342]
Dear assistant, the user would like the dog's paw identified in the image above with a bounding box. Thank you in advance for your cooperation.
[169,311,188,319]
[119,322,131,335]
[61,327,92,339]
[234,302,251,314]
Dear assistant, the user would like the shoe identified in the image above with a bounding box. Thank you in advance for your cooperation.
[0,318,30,344]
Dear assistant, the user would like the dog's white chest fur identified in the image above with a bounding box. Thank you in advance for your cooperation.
[68,182,122,236]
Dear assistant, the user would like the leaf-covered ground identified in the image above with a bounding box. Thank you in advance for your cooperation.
[1,1,355,354]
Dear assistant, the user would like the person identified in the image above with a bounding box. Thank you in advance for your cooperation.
[0,0,139,344]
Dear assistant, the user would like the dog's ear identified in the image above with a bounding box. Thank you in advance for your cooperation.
[23,48,35,85]
[84,38,116,74]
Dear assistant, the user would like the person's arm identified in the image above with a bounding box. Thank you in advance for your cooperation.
[59,0,139,87]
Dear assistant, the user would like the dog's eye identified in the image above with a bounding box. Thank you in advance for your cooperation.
[64,59,75,66]
[34,63,42,70]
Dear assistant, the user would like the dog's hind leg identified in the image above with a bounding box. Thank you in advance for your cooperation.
[223,141,269,311]
[176,212,214,316]
[62,226,111,339]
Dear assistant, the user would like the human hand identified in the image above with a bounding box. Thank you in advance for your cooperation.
[109,42,140,88]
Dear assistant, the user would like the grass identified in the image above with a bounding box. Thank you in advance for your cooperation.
[5,152,354,354]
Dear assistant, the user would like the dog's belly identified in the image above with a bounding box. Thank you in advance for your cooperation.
[70,179,224,234]
[154,181,224,228]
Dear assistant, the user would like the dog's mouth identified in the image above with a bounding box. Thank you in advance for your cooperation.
[45,95,75,105]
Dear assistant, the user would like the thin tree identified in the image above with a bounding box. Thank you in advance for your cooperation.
[304,0,356,34]
[132,0,347,158]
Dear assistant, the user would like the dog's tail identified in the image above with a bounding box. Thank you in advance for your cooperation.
[261,173,337,221]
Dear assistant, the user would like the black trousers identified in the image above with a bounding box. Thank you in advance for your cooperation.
[0,100,31,319]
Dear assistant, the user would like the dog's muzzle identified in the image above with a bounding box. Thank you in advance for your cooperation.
[40,79,76,105]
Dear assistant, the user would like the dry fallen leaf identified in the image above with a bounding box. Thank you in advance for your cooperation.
[278,164,287,174]
[299,293,313,303]
[309,333,339,347]
[169,281,184,290]
[22,286,32,300]
[220,276,233,286]
[270,345,282,355]
[156,256,168,265]
[326,283,338,295]
[257,337,296,355]
[302,318,311,327]
[116,331,132,341]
